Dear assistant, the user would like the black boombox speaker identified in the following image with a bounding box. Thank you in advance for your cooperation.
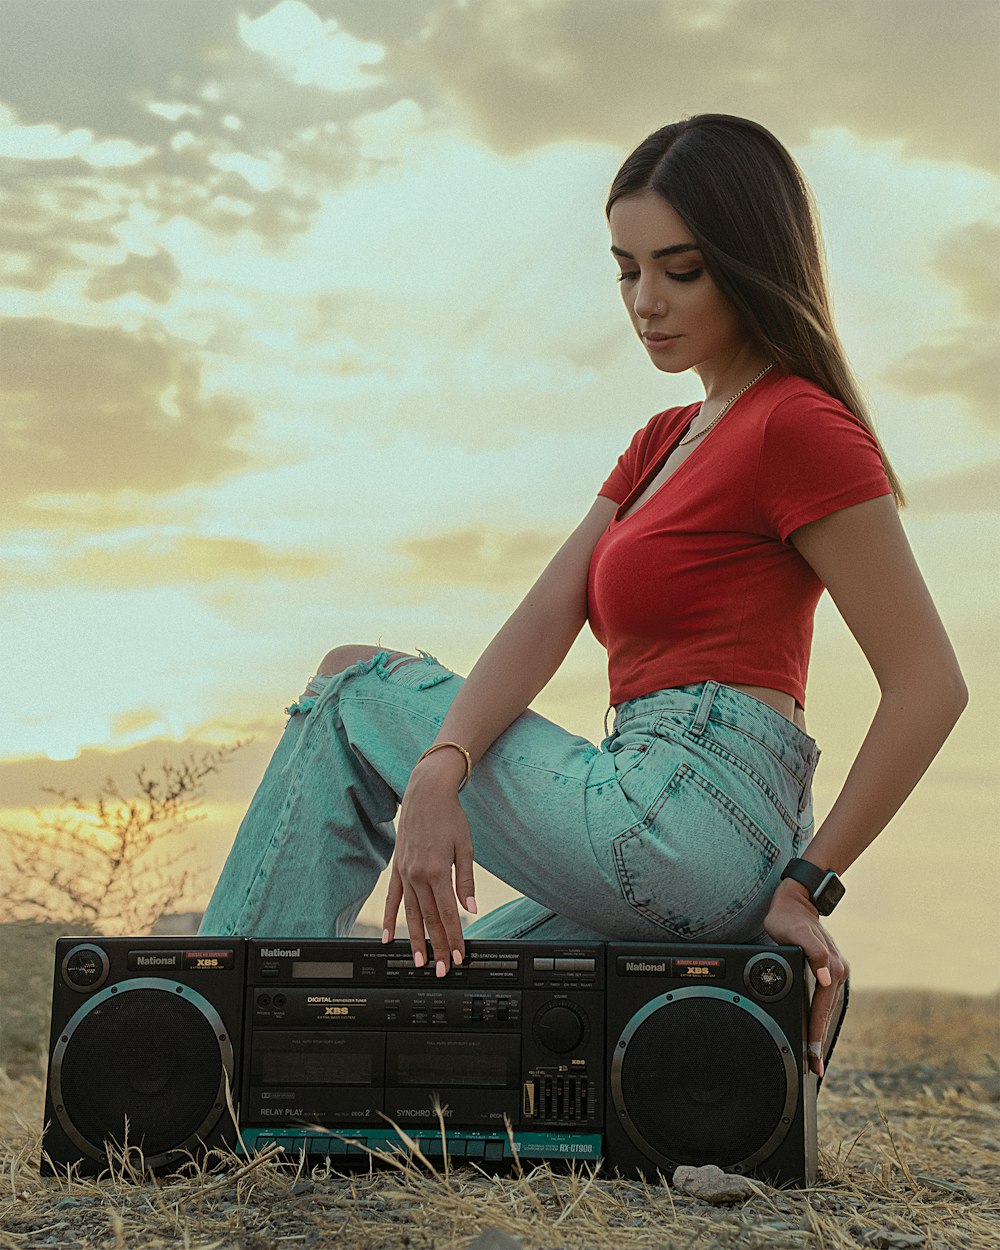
[42,938,847,1187]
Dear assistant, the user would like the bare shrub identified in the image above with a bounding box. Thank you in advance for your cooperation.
[0,744,244,935]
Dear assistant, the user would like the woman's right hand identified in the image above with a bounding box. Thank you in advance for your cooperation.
[381,751,477,977]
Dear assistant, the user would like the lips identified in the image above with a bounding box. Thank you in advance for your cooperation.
[642,333,681,348]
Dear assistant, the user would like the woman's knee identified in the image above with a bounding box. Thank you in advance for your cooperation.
[316,644,418,677]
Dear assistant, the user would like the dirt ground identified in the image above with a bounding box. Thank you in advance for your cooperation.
[1,987,997,1250]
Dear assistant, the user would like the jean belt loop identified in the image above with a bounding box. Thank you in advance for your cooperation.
[799,745,820,813]
[690,680,720,737]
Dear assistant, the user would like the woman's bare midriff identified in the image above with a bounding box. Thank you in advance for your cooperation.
[723,682,807,733]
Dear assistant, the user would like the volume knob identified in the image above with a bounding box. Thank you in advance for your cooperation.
[534,1004,583,1054]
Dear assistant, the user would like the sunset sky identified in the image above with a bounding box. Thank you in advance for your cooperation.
[1,0,997,992]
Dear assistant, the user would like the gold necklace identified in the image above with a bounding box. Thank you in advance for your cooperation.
[678,361,776,446]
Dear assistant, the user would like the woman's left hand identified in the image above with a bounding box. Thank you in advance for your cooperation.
[763,877,849,1077]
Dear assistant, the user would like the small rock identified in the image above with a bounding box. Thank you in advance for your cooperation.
[53,1198,80,1209]
[671,1163,762,1204]
[291,1181,314,1196]
[859,1231,925,1249]
[466,1229,525,1250]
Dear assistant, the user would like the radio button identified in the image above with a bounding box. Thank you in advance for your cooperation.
[465,1139,486,1159]
[533,957,554,972]
[554,958,595,973]
[484,1139,505,1161]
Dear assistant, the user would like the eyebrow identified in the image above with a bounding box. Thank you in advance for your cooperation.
[610,243,701,260]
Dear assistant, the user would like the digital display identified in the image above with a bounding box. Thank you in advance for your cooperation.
[291,961,354,979]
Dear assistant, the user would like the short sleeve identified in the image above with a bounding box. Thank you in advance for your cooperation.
[599,425,644,503]
[598,407,688,504]
[755,392,893,542]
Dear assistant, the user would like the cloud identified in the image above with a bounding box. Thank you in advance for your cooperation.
[239,1,386,92]
[53,534,335,588]
[0,318,255,510]
[378,0,999,173]
[932,221,1000,322]
[0,734,276,809]
[881,220,1000,427]
[907,461,1000,515]
[397,527,561,588]
[0,103,154,166]
[881,326,998,428]
[84,250,183,305]
[0,1,414,270]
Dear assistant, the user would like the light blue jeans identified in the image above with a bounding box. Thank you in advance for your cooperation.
[199,650,820,944]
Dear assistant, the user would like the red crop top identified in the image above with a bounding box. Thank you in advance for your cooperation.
[587,369,892,707]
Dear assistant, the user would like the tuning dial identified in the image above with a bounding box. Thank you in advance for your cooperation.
[533,1003,584,1054]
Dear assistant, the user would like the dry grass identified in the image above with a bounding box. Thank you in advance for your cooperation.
[1,989,998,1250]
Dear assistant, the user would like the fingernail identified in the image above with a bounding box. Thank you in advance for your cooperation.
[436,960,447,978]
[414,951,425,968]
[382,928,390,944]
[452,949,463,965]
[466,896,478,914]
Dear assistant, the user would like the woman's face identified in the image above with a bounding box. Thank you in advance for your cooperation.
[608,191,754,379]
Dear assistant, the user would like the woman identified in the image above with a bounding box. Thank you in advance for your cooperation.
[200,115,966,1077]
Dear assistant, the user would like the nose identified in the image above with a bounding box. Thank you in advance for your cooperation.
[631,274,665,322]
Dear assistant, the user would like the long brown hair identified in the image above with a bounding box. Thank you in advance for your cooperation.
[607,114,904,505]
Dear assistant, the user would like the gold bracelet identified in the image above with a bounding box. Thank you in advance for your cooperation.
[415,741,472,791]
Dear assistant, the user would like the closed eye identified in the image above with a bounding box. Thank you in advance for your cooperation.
[615,267,703,284]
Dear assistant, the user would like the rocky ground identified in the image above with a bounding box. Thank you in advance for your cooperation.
[0,987,997,1249]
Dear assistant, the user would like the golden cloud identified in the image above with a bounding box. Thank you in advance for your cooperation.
[0,318,255,510]
[54,534,334,587]
[0,734,277,811]
[930,221,1000,323]
[84,250,182,305]
[385,0,998,173]
[397,527,562,588]
[907,461,1000,515]
[882,325,998,428]
[881,221,999,427]
[0,3,399,271]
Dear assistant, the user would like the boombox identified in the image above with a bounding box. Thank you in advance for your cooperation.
[42,937,840,1187]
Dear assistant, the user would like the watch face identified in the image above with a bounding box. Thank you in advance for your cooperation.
[817,875,846,915]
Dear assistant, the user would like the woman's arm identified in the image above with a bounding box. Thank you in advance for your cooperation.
[383,495,619,974]
[764,492,968,1072]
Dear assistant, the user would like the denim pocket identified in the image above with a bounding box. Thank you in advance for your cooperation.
[612,762,780,940]
[660,715,802,837]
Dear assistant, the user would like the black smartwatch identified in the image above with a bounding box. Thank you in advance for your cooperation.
[779,858,845,915]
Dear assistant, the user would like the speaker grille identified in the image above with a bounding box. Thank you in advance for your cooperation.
[620,996,787,1166]
[60,988,224,1157]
